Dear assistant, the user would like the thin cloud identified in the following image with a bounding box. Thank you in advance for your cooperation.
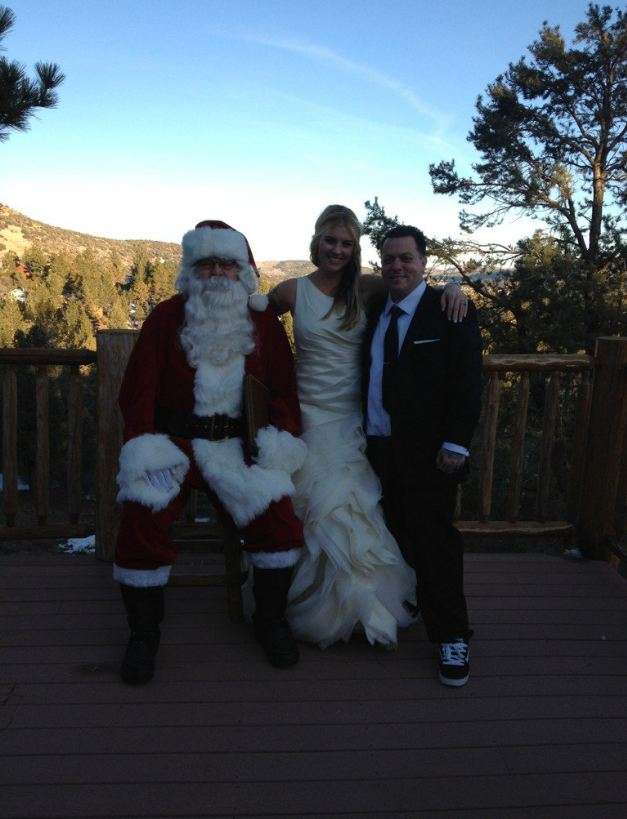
[266,88,462,155]
[234,32,450,134]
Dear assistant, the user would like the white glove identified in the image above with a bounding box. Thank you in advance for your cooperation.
[144,468,176,492]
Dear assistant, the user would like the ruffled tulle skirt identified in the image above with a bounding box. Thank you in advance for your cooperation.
[287,414,417,648]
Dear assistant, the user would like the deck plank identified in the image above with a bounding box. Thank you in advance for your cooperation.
[2,773,627,818]
[0,552,625,818]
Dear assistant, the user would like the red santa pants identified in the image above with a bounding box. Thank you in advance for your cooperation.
[115,441,303,573]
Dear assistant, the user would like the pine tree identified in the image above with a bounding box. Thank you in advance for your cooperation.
[0,294,24,345]
[0,6,64,141]
[106,294,130,330]
[429,4,626,350]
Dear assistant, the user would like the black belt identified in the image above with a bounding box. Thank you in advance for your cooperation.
[155,406,242,441]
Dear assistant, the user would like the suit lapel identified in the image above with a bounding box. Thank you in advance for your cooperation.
[398,284,439,359]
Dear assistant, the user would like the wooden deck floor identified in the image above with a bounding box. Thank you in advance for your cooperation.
[0,551,626,818]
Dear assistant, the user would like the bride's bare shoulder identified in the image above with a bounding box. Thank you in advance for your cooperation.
[269,277,298,314]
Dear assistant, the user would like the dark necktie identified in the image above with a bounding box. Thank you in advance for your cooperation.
[382,305,403,413]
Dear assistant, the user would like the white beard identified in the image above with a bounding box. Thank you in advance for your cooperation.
[179,274,255,369]
[177,274,255,418]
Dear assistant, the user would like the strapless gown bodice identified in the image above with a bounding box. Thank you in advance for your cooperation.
[294,276,365,428]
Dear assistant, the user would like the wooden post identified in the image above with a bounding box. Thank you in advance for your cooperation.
[480,373,500,520]
[95,330,138,561]
[536,373,561,521]
[577,338,627,558]
[35,367,50,525]
[66,367,83,524]
[506,373,530,521]
[567,371,593,523]
[2,367,18,526]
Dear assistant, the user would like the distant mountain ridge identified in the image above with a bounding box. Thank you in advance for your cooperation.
[0,204,322,284]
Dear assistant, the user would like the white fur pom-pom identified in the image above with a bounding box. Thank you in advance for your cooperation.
[248,293,269,312]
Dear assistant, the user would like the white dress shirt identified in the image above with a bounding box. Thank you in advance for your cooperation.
[366,280,469,457]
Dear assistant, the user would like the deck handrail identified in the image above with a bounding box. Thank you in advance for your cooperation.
[0,348,97,365]
[483,353,592,372]
[0,337,624,567]
[0,348,96,539]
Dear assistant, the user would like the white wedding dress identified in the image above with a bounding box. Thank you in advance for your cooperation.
[287,276,416,648]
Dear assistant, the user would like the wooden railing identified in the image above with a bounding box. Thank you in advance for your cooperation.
[0,348,97,540]
[1,335,625,566]
[458,353,593,538]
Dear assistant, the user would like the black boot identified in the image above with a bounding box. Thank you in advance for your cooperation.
[119,584,164,685]
[252,566,299,668]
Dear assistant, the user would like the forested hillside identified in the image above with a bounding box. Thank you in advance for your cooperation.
[0,204,319,349]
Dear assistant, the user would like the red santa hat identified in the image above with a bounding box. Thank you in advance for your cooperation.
[181,219,259,294]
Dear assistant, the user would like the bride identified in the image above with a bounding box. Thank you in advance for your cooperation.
[267,205,466,649]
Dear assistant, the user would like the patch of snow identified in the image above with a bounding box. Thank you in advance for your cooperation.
[563,547,585,560]
[60,534,96,554]
[8,288,26,302]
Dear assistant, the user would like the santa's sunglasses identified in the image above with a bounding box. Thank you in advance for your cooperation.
[193,257,240,272]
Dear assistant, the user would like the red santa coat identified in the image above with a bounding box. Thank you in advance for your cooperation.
[114,294,305,577]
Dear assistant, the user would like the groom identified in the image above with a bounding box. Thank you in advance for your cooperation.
[363,225,482,686]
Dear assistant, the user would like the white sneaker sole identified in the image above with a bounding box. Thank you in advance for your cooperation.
[439,671,469,687]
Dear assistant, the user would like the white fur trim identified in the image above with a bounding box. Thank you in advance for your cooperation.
[248,293,269,312]
[193,356,244,416]
[246,548,301,569]
[192,437,295,527]
[116,433,189,512]
[187,347,296,527]
[238,264,258,295]
[113,563,171,587]
[256,425,307,475]
[182,227,249,267]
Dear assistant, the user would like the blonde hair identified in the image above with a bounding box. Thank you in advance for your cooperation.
[310,204,362,331]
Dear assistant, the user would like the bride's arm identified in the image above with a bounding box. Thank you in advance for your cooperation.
[268,278,297,315]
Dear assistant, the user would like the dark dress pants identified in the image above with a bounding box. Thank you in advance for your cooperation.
[366,435,472,644]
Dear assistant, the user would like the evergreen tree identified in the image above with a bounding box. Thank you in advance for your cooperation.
[362,197,402,257]
[429,4,626,350]
[145,258,176,307]
[42,252,69,309]
[0,294,24,345]
[0,6,64,141]
[106,293,131,330]
[1,249,18,274]
[22,245,49,276]
[61,299,94,349]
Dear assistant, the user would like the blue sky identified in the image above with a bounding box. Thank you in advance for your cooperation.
[4,0,594,259]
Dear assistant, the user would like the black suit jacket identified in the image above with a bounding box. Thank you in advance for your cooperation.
[362,284,483,463]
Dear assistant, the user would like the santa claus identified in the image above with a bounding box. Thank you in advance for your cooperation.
[114,220,307,683]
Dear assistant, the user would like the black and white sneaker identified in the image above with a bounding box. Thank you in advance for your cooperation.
[438,638,470,687]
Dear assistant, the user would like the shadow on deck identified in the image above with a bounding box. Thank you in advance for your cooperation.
[0,552,626,818]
